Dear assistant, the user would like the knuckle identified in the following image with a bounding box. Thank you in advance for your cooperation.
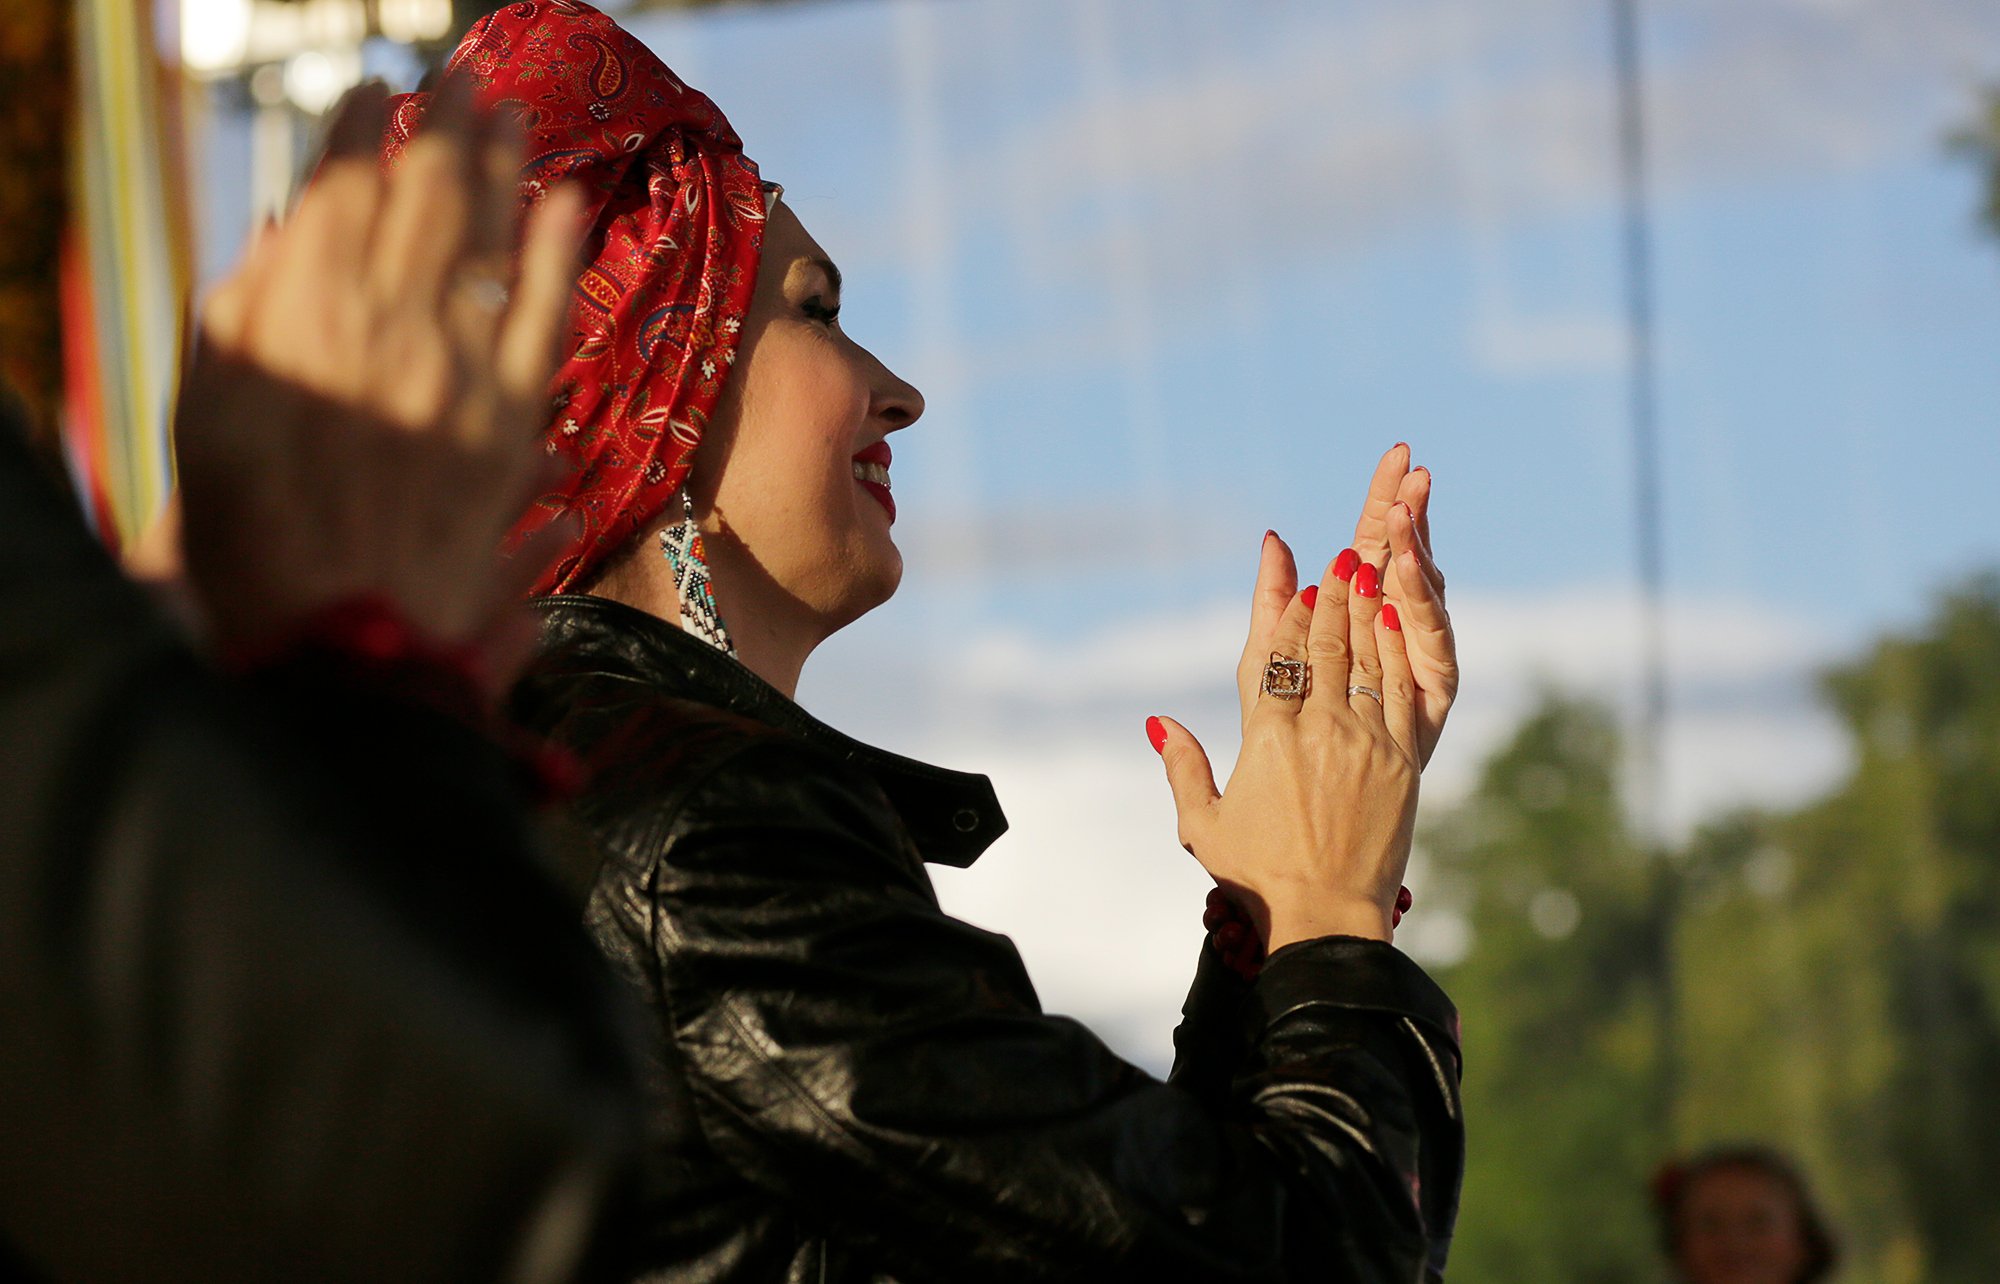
[1323,719,1364,752]
[387,345,456,427]
[335,298,376,358]
[1244,719,1288,753]
[1308,633,1351,664]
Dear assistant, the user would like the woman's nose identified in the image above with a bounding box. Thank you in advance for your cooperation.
[866,349,924,430]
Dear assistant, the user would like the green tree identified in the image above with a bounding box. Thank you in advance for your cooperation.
[1433,577,2000,1282]
[1954,87,2000,241]
[1425,696,1674,1282]
[1673,575,2000,1282]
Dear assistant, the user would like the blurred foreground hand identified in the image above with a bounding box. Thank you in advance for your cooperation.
[175,78,583,670]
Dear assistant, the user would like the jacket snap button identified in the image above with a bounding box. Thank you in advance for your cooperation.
[951,808,979,833]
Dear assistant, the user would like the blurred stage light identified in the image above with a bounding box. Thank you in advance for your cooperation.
[183,0,402,82]
[283,48,355,115]
[289,0,368,52]
[181,0,253,73]
[379,0,453,44]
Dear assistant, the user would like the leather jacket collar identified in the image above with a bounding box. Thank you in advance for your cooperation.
[532,594,1007,868]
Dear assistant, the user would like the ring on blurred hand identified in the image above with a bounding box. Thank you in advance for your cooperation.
[457,275,511,312]
[1347,685,1383,704]
[1260,653,1308,699]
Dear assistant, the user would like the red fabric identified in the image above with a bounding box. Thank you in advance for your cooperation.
[383,0,768,594]
[222,593,491,724]
[227,593,589,802]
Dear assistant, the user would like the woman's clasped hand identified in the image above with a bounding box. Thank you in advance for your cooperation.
[1152,443,1457,955]
[173,78,586,672]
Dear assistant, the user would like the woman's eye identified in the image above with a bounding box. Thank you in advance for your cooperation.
[800,296,841,325]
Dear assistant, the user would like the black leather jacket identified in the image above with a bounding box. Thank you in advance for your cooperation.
[516,595,1465,1283]
[0,403,641,1281]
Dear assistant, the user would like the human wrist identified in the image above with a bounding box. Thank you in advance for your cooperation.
[223,594,491,720]
[1208,882,1413,979]
[1265,899,1395,952]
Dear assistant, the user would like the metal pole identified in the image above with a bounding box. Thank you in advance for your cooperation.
[1610,0,1678,1146]
[1611,0,1668,838]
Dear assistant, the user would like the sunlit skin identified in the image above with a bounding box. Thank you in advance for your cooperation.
[590,201,923,696]
[1673,1166,1813,1284]
[588,196,1449,949]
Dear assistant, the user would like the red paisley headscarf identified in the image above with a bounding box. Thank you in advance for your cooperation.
[384,0,767,595]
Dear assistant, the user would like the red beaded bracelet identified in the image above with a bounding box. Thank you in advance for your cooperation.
[225,594,584,804]
[1204,884,1413,980]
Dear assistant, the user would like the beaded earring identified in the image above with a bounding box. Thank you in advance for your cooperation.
[659,489,737,657]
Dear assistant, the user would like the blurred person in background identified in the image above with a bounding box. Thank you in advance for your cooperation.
[394,4,1467,1280]
[0,77,648,1281]
[1653,1146,1840,1284]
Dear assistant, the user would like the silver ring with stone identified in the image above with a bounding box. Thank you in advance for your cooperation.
[1346,684,1383,705]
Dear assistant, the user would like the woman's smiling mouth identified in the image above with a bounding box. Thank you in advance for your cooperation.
[851,441,895,524]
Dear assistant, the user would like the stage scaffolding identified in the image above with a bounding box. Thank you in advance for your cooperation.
[46,0,814,541]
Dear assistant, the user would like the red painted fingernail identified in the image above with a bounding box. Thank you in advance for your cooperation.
[1145,716,1167,753]
[1393,441,1409,454]
[1202,904,1228,930]
[1414,465,1431,484]
[1381,602,1401,632]
[1300,584,1319,610]
[1355,562,1381,599]
[1333,549,1360,582]
[1264,529,1278,543]
[1396,886,1414,914]
[1216,922,1246,949]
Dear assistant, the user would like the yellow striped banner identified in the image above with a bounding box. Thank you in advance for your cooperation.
[64,0,192,549]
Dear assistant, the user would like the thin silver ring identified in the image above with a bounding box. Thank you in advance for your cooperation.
[1346,684,1383,705]
[457,275,511,312]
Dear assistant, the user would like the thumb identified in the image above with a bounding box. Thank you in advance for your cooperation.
[1146,714,1220,829]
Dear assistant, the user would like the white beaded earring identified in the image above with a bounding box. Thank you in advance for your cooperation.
[658,489,736,657]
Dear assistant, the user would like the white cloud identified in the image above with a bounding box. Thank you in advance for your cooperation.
[806,582,1854,1072]
[1432,585,1854,828]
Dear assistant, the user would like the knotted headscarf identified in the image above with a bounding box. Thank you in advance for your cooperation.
[384,0,767,595]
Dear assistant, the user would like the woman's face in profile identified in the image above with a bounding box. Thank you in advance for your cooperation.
[1675,1165,1812,1284]
[694,201,924,631]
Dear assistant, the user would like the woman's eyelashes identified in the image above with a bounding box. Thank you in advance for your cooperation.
[799,295,841,326]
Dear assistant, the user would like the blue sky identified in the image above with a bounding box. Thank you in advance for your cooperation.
[631,0,2000,1065]
[194,0,2000,1068]
[625,0,1999,629]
